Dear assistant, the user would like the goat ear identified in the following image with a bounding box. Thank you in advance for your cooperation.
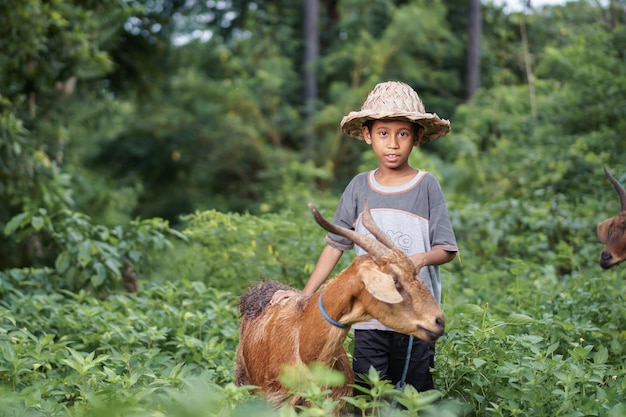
[362,269,403,304]
[597,218,613,243]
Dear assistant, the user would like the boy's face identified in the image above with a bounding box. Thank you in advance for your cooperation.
[362,120,419,170]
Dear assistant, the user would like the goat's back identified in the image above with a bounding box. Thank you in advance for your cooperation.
[238,280,296,320]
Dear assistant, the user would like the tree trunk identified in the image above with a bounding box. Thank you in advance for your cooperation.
[519,11,536,119]
[466,0,481,99]
[303,0,319,151]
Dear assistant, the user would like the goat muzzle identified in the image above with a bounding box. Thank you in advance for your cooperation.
[417,315,445,341]
[599,251,623,269]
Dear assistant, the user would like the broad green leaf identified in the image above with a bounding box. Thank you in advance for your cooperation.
[77,240,92,266]
[92,262,107,287]
[31,216,45,231]
[55,251,71,273]
[473,358,487,368]
[4,212,30,235]
[546,342,560,356]
[594,347,608,364]
[456,303,485,315]
[105,258,121,275]
[506,313,537,325]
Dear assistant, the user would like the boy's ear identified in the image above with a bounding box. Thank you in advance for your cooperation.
[362,125,372,144]
[414,125,425,145]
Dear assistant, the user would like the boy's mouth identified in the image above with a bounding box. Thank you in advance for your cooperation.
[385,154,400,162]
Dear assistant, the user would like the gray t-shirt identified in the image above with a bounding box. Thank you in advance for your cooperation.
[324,169,458,330]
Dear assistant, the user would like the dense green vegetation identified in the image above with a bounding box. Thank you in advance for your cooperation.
[1,0,625,415]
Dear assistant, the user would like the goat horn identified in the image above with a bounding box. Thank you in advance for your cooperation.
[605,167,626,211]
[361,199,396,249]
[308,204,389,260]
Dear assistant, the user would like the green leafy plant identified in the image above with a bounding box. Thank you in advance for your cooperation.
[3,208,186,293]
[180,204,351,292]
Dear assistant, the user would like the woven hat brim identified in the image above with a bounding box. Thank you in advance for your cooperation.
[340,110,450,143]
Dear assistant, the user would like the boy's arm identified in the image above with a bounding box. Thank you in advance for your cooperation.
[269,245,343,304]
[302,245,343,296]
[410,248,456,271]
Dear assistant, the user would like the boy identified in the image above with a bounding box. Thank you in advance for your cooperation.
[273,81,458,393]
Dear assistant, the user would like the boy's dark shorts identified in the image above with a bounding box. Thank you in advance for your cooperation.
[352,329,435,393]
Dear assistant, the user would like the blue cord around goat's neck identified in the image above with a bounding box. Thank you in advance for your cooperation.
[317,292,349,328]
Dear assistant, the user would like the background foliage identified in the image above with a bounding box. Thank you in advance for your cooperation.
[1,0,625,415]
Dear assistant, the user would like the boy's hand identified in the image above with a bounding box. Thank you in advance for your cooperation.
[410,249,456,271]
[410,253,427,271]
[270,289,298,305]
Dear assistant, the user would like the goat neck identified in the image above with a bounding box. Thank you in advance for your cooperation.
[297,277,360,363]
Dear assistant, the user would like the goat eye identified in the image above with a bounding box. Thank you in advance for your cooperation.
[394,280,403,292]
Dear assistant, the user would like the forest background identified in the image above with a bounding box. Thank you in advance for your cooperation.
[0,0,624,416]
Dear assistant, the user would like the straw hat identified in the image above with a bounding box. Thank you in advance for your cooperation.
[340,81,450,143]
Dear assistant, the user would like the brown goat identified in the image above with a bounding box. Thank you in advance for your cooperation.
[234,202,445,411]
[597,167,626,269]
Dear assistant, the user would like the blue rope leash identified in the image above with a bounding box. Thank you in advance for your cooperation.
[391,335,414,408]
[317,292,349,328]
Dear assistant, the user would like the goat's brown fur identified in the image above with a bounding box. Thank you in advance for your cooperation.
[238,280,301,320]
[597,168,626,269]
[234,203,445,412]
